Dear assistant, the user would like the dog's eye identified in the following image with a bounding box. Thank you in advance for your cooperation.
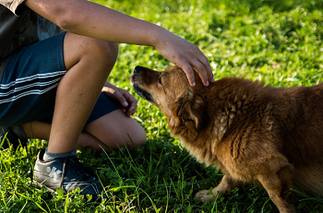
[158,77,162,85]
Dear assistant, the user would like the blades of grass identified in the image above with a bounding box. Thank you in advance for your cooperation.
[107,205,114,213]
[153,174,159,199]
[124,197,136,212]
[16,191,49,213]
[102,149,123,186]
[210,192,221,213]
[148,140,154,186]
[0,134,6,149]
[138,188,160,213]
[292,188,323,203]
[34,202,49,213]
[0,190,8,210]
[64,193,69,213]
[169,178,180,201]
[261,197,273,213]
[121,135,146,182]
[109,185,136,192]
[41,197,52,213]
[18,200,28,213]
[163,178,169,213]
[168,166,186,205]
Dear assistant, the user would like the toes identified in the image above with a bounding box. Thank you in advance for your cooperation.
[196,190,214,203]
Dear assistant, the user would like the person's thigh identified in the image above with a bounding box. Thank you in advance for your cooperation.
[23,92,146,150]
[23,108,147,151]
[63,32,118,71]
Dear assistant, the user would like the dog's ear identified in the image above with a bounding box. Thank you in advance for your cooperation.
[172,91,209,131]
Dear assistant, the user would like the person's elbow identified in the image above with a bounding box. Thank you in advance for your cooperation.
[24,0,80,32]
[53,11,80,32]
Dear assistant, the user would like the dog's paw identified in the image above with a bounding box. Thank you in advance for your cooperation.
[196,190,215,203]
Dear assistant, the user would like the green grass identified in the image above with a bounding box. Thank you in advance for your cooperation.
[1,0,323,212]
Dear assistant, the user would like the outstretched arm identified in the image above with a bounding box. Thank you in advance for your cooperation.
[24,0,214,86]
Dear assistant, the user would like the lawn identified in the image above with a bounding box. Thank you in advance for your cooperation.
[1,0,323,212]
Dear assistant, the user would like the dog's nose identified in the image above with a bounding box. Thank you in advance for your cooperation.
[134,66,144,74]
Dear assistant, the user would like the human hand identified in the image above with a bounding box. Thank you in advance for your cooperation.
[102,82,137,116]
[154,31,214,87]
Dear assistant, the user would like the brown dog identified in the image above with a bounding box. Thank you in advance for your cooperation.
[131,65,323,213]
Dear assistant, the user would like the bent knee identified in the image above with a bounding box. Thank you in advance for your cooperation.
[129,125,147,147]
[64,32,119,69]
[117,121,147,149]
[92,40,118,64]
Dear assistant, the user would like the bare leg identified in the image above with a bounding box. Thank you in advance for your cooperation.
[196,174,244,202]
[83,109,146,150]
[22,108,146,152]
[22,121,107,151]
[45,32,118,153]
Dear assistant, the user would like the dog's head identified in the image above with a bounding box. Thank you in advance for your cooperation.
[131,65,209,138]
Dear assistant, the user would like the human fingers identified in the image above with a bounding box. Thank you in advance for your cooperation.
[102,87,129,108]
[119,89,138,116]
[177,50,213,87]
[184,42,214,86]
[197,51,214,83]
[178,62,196,87]
[156,34,213,86]
[190,55,214,86]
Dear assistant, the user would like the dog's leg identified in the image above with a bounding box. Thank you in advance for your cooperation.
[196,174,243,203]
[257,166,296,213]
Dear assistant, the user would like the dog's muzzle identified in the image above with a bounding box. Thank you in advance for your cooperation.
[132,67,154,103]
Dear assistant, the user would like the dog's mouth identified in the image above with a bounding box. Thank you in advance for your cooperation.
[131,74,154,103]
[130,75,135,84]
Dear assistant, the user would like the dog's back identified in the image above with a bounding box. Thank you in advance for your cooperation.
[209,78,323,195]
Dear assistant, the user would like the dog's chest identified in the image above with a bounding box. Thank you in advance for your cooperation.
[179,136,219,167]
[180,133,258,184]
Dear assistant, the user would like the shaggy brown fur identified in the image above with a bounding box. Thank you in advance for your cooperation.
[131,65,323,213]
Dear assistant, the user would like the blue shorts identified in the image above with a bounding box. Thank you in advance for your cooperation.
[0,32,120,127]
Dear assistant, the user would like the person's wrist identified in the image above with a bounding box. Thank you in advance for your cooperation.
[149,26,170,48]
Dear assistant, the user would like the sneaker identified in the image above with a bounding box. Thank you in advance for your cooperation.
[33,149,103,198]
[0,126,27,150]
